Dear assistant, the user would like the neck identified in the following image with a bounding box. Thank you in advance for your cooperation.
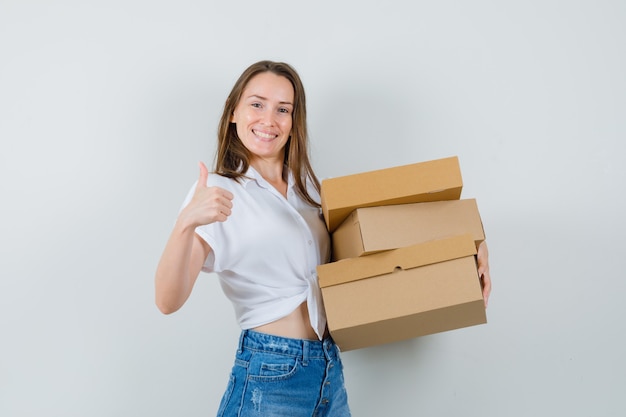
[250,157,285,183]
[251,158,288,197]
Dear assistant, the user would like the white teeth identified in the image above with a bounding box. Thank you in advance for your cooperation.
[253,130,276,139]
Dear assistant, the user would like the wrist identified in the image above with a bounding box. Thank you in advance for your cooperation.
[174,210,200,234]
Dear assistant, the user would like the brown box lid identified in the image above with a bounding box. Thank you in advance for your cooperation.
[321,156,463,232]
[332,199,485,261]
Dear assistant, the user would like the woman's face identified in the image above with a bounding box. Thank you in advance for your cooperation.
[231,72,294,164]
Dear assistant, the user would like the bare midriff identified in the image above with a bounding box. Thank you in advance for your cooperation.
[253,301,327,341]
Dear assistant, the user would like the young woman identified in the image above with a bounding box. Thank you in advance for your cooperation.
[155,60,492,416]
[155,61,352,416]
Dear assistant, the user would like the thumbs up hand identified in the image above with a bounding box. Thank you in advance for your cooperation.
[181,161,234,227]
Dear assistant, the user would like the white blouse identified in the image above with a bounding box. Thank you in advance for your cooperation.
[180,166,331,340]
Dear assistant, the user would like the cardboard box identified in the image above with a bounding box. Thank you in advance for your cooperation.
[321,156,463,232]
[332,199,485,261]
[317,235,486,351]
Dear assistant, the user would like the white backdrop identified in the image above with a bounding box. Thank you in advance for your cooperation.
[1,1,625,416]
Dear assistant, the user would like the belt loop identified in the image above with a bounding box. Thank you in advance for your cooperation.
[302,340,309,367]
[237,330,246,354]
[323,338,333,361]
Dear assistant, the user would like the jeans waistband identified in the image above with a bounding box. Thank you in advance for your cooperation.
[238,329,337,362]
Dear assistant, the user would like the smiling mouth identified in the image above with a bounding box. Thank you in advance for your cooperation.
[253,130,278,140]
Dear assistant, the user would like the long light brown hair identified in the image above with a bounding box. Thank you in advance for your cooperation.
[213,60,321,207]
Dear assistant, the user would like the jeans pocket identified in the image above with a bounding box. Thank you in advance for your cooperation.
[260,361,296,377]
[248,354,299,382]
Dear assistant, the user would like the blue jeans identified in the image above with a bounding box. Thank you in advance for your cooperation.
[216,330,352,417]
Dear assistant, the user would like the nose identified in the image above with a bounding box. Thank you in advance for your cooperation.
[260,108,275,126]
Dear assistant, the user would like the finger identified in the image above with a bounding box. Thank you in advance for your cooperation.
[197,161,209,189]
[214,210,228,223]
[214,204,232,222]
[219,203,232,217]
[481,271,492,308]
[206,188,234,209]
[217,188,234,204]
[212,191,234,220]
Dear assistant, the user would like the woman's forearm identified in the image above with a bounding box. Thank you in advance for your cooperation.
[154,218,207,314]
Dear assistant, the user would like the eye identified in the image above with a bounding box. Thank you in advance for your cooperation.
[278,107,290,114]
[251,102,262,108]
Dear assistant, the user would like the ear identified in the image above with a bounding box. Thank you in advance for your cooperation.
[230,111,236,123]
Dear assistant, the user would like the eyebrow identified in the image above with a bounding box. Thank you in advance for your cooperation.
[247,94,293,106]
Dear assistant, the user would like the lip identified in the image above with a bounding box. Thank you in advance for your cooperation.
[252,129,278,141]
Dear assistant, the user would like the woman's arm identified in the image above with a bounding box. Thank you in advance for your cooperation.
[154,220,211,314]
[154,162,233,314]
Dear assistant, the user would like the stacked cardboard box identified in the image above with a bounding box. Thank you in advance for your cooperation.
[317,156,487,351]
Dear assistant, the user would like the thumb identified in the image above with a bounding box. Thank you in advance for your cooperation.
[197,161,209,188]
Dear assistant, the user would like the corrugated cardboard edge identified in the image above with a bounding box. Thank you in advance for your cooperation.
[318,234,477,288]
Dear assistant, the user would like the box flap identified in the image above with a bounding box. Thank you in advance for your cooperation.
[330,209,367,260]
[318,234,476,288]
